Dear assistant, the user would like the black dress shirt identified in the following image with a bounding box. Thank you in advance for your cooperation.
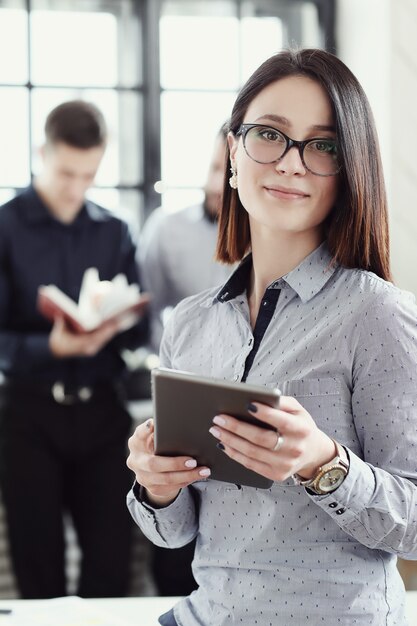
[0,185,147,386]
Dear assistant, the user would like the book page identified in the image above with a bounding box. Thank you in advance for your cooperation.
[37,268,147,333]
[78,267,100,318]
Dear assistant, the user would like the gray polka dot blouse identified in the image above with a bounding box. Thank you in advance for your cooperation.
[128,243,417,625]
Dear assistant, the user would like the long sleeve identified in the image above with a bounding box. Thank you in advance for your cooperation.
[0,227,53,375]
[308,288,417,558]
[110,221,149,352]
[0,191,149,385]
[126,311,200,546]
[139,210,174,353]
[127,483,199,548]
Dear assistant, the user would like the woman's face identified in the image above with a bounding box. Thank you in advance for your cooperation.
[228,75,339,241]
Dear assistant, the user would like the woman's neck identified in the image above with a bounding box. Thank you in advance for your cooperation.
[247,224,323,326]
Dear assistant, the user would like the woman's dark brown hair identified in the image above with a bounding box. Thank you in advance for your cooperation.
[216,48,391,282]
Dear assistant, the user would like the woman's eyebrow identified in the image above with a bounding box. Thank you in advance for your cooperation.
[254,114,335,133]
[310,124,336,132]
[254,114,290,126]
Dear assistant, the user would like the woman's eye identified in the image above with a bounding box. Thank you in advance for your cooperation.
[311,140,337,154]
[259,129,281,142]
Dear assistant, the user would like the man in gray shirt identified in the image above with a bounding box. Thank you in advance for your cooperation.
[139,125,232,353]
[138,125,232,596]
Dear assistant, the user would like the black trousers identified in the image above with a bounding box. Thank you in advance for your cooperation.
[152,542,197,596]
[0,384,134,599]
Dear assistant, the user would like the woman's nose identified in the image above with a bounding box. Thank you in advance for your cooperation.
[275,146,306,176]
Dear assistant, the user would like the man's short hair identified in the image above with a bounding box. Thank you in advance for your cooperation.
[44,100,107,149]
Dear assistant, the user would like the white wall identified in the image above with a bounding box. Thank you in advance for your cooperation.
[389,0,417,293]
[337,0,417,295]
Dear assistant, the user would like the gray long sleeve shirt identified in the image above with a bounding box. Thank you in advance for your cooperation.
[128,243,417,625]
[138,204,232,352]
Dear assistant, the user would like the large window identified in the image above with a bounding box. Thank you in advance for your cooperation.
[0,0,143,235]
[0,0,335,230]
[158,0,335,213]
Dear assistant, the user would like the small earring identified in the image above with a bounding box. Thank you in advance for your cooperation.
[229,165,238,189]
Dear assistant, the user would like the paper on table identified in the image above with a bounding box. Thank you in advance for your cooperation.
[11,596,133,626]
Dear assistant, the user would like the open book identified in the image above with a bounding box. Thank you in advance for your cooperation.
[37,268,150,333]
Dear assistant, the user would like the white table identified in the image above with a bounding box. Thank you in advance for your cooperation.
[0,597,178,626]
[0,594,416,624]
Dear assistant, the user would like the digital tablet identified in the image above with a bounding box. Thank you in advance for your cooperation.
[152,367,281,489]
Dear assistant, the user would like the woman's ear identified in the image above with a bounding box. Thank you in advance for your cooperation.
[227,131,238,165]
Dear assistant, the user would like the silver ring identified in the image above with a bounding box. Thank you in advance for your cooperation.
[273,432,284,451]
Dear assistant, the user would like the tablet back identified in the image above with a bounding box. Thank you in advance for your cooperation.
[152,368,281,489]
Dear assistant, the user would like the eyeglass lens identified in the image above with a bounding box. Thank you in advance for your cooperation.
[243,125,339,176]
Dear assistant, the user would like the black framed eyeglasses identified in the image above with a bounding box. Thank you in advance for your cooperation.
[236,123,340,177]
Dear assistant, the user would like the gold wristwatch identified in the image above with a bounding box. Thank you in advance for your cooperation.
[294,440,349,495]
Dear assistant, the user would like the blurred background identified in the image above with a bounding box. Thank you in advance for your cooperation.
[0,0,416,597]
[0,0,412,290]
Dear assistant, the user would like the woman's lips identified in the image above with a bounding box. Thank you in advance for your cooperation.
[264,185,309,200]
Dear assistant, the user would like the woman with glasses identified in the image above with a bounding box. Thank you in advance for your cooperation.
[127,49,417,625]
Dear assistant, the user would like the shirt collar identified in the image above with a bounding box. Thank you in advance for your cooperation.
[215,254,253,303]
[282,243,337,303]
[20,185,106,225]
[19,185,52,224]
[211,242,338,306]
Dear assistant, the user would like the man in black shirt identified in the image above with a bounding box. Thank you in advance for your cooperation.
[0,100,148,598]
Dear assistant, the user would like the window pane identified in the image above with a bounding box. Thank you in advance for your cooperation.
[31,89,142,186]
[160,14,239,90]
[242,0,322,49]
[161,91,235,188]
[87,188,143,240]
[31,10,118,86]
[240,16,283,84]
[299,2,321,48]
[0,88,30,187]
[0,189,17,205]
[0,6,28,84]
[30,0,141,87]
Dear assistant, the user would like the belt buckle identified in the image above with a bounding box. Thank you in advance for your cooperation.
[51,382,92,405]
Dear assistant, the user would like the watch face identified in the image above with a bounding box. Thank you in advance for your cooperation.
[317,468,346,493]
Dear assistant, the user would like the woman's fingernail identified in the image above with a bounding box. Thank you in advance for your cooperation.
[185,459,197,468]
[216,442,225,451]
[209,426,221,438]
[199,468,211,477]
[247,402,257,413]
[213,415,226,426]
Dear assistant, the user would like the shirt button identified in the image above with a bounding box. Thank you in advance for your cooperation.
[248,338,253,346]
[262,300,269,307]
[329,502,338,508]
[234,374,240,381]
[336,508,346,515]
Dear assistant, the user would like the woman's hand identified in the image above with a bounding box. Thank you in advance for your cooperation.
[208,395,335,483]
[127,419,211,507]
